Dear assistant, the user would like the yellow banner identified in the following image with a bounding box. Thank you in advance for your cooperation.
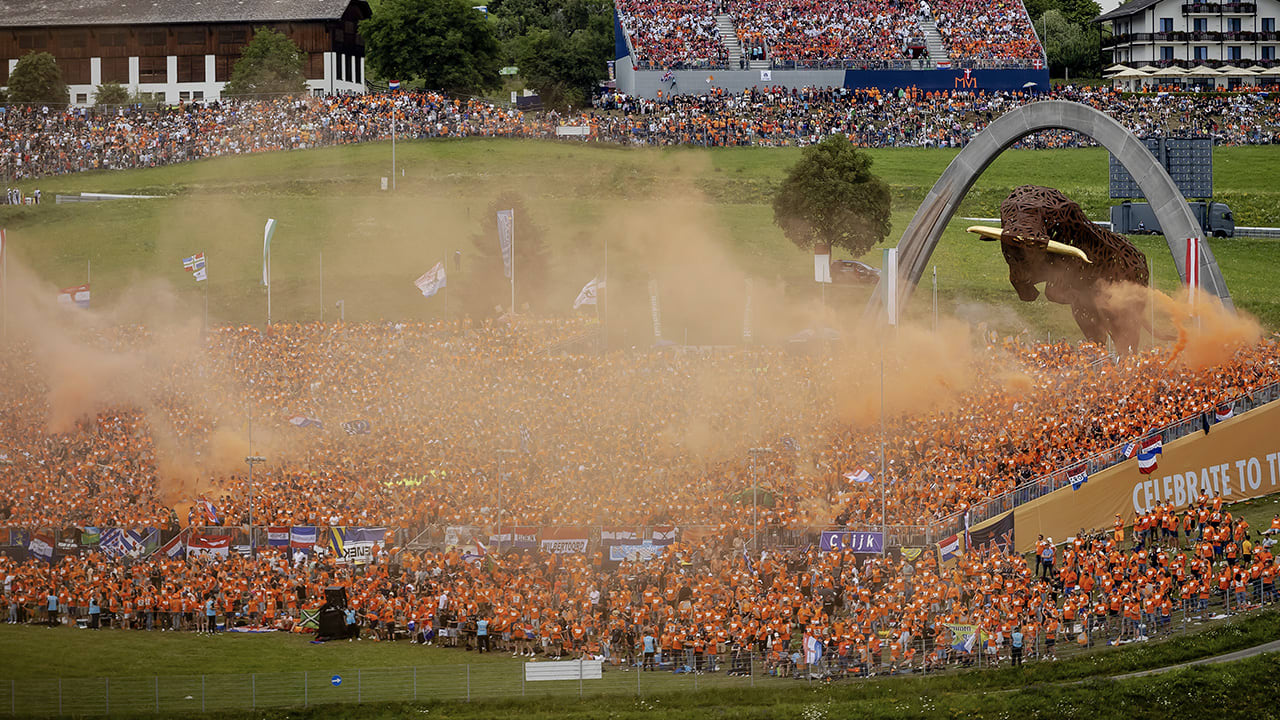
[1013,400,1280,553]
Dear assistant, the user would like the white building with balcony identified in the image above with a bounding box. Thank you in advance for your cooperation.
[1097,0,1280,86]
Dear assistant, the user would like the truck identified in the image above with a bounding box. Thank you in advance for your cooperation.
[1109,200,1235,238]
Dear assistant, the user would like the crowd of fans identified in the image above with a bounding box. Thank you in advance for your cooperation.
[0,317,1278,672]
[614,0,1040,70]
[729,0,923,68]
[614,0,727,70]
[930,0,1042,63]
[1,86,1279,181]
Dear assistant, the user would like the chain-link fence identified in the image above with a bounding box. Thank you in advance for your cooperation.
[2,585,1272,718]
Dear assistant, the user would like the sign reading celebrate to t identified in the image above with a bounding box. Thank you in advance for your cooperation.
[819,531,884,553]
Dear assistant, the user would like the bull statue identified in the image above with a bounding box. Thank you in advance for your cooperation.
[967,185,1151,354]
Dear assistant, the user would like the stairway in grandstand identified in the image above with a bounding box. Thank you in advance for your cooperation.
[919,17,950,65]
[714,14,746,69]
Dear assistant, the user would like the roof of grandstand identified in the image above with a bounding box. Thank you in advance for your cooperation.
[0,0,369,27]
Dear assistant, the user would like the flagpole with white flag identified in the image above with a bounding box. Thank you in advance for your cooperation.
[263,218,277,326]
[511,209,516,315]
[1,228,7,343]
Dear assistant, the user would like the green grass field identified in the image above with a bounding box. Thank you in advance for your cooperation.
[3,140,1278,341]
[3,608,1279,718]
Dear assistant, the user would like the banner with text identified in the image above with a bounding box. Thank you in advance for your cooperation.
[1014,400,1280,553]
[540,527,590,554]
[819,530,884,554]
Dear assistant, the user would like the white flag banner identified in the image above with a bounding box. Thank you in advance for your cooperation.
[496,210,514,279]
[814,251,831,283]
[648,277,662,339]
[573,276,603,309]
[262,218,277,286]
[414,261,448,298]
[884,247,898,326]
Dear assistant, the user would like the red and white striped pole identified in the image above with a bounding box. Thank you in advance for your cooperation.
[1184,237,1200,305]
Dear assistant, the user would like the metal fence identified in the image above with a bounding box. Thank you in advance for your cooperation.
[2,585,1272,718]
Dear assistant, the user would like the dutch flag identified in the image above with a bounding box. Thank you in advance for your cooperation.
[388,80,401,91]
[844,468,874,484]
[1140,435,1162,456]
[1137,451,1159,475]
[1215,405,1234,423]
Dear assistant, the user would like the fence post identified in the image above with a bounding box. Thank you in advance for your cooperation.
[579,658,583,699]
[750,654,754,688]
[304,671,308,708]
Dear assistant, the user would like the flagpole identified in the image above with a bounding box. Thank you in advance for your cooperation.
[880,341,887,554]
[203,258,209,335]
[391,106,397,192]
[510,209,516,316]
[267,243,272,327]
[319,250,324,323]
[2,229,7,343]
[932,265,938,332]
[602,235,608,353]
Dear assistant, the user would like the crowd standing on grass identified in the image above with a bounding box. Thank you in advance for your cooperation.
[1,85,1279,181]
[2,318,1279,673]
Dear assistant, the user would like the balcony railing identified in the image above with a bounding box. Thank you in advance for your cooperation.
[1103,30,1276,47]
[1182,2,1257,13]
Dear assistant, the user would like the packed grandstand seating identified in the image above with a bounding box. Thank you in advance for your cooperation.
[1,87,1277,183]
[613,0,1042,69]
[2,318,1278,668]
[614,0,727,70]
[728,0,922,68]
[930,0,1043,63]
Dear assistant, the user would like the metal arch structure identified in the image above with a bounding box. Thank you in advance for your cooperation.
[871,100,1234,315]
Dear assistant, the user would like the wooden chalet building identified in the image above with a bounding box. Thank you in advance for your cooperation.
[0,0,371,105]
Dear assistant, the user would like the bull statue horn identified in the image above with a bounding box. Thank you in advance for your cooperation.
[965,225,1091,264]
[966,225,1002,241]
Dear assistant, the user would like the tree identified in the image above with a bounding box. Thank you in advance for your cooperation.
[93,82,130,106]
[772,135,892,258]
[362,0,503,94]
[496,0,613,107]
[517,27,609,108]
[8,52,68,105]
[459,193,551,317]
[1038,10,1099,78]
[223,28,307,97]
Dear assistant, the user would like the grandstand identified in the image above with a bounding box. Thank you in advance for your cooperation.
[612,0,1049,95]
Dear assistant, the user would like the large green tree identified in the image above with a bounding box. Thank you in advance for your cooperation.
[516,26,610,108]
[772,135,892,257]
[1038,10,1100,78]
[493,0,613,107]
[223,28,307,97]
[8,52,68,105]
[362,0,502,94]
